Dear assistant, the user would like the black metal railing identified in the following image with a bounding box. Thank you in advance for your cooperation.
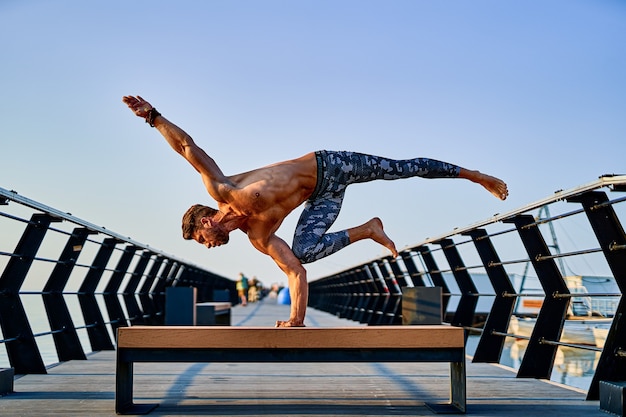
[309,175,626,400]
[0,187,236,375]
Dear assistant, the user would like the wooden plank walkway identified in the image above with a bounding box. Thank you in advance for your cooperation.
[0,298,605,416]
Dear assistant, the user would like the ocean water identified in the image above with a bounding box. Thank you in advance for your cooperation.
[0,294,115,369]
[466,334,599,392]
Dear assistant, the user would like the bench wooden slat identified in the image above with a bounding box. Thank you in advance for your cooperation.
[117,325,464,349]
[196,302,231,312]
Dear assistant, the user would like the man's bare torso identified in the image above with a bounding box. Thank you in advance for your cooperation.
[211,152,318,239]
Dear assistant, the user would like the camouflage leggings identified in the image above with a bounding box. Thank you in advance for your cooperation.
[291,150,461,264]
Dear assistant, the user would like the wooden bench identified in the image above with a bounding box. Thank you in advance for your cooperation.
[115,325,466,415]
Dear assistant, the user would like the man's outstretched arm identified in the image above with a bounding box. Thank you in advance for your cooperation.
[122,95,231,202]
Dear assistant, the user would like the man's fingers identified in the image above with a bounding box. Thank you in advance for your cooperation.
[122,95,148,114]
[122,96,137,106]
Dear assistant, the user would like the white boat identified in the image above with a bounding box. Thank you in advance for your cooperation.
[507,274,617,347]
[509,315,612,347]
[592,325,610,348]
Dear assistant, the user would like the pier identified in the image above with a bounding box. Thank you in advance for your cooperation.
[2,176,626,416]
[0,300,605,417]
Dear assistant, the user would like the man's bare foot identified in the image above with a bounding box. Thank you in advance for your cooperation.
[347,217,398,257]
[275,320,306,327]
[366,217,398,258]
[482,173,508,200]
[463,169,509,200]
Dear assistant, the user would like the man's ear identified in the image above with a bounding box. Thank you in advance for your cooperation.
[200,217,210,226]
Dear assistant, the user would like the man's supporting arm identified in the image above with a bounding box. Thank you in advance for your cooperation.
[249,234,308,326]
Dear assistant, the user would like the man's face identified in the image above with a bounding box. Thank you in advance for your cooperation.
[193,219,230,248]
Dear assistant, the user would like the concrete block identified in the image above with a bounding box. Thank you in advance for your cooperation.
[0,368,14,395]
[402,286,442,325]
[600,380,626,416]
[165,287,197,325]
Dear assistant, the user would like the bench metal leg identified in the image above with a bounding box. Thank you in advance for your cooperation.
[424,360,466,414]
[115,356,158,415]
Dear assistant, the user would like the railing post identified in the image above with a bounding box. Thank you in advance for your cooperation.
[162,261,181,289]
[138,255,164,325]
[322,276,340,313]
[387,257,408,325]
[361,264,382,325]
[504,214,569,379]
[315,273,338,316]
[151,260,176,323]
[567,191,626,400]
[341,269,358,321]
[122,251,152,325]
[0,213,59,373]
[387,254,411,288]
[400,251,427,286]
[103,245,138,334]
[340,272,352,317]
[380,257,405,324]
[464,229,516,363]
[436,238,478,329]
[43,227,95,362]
[78,237,117,351]
[139,255,162,295]
[367,261,389,325]
[351,268,366,323]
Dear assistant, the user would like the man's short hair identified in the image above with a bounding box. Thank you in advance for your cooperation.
[182,204,218,240]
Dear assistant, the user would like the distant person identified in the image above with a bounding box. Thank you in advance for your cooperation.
[248,276,259,303]
[269,284,280,300]
[236,272,249,306]
[123,95,508,327]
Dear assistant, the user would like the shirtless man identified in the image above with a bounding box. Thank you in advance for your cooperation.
[123,95,509,327]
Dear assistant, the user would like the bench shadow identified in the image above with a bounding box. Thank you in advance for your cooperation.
[151,402,428,416]
[149,402,605,417]
[3,391,114,400]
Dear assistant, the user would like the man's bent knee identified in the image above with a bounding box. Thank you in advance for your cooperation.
[292,246,316,264]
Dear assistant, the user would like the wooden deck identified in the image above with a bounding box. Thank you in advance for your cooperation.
[0,298,605,416]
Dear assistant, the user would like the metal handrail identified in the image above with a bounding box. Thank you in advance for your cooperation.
[0,186,201,269]
[420,174,626,247]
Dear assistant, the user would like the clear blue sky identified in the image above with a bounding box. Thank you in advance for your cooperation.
[2,1,625,286]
